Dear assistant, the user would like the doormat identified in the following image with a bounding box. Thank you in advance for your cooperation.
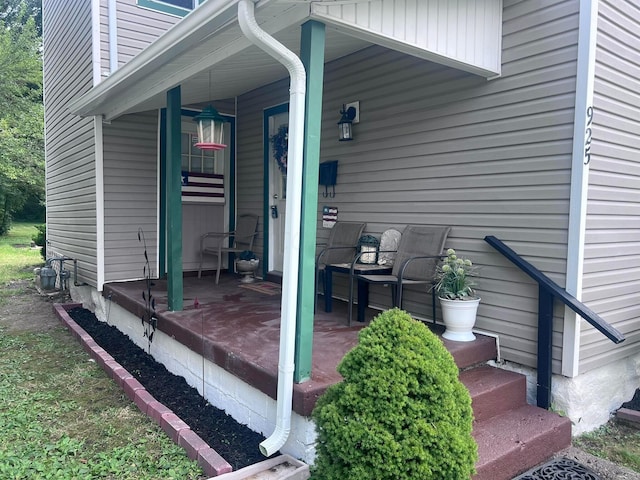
[239,282,281,296]
[513,457,601,479]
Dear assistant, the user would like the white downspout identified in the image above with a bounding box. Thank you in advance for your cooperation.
[237,0,306,457]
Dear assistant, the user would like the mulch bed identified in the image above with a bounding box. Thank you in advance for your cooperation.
[66,306,269,470]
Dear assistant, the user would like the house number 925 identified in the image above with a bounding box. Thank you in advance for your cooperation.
[584,106,593,165]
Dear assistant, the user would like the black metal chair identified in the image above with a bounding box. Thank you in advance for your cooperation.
[349,225,451,324]
[198,214,259,284]
[315,221,366,309]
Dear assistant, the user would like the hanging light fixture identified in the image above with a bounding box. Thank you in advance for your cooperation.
[337,104,357,142]
[194,105,227,150]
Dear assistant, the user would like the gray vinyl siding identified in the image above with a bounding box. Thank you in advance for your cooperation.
[103,112,159,282]
[43,0,98,286]
[235,0,578,372]
[99,0,182,77]
[581,0,640,372]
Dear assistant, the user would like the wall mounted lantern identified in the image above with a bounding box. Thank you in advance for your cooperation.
[337,104,357,141]
[194,105,227,150]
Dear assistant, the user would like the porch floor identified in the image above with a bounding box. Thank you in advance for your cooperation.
[102,273,496,417]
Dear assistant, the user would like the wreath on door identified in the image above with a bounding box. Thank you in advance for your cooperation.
[270,125,288,174]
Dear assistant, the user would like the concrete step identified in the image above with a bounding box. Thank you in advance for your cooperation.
[472,404,572,480]
[461,365,527,423]
[450,342,572,479]
[442,332,497,370]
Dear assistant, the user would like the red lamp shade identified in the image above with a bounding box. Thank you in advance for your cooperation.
[194,105,227,150]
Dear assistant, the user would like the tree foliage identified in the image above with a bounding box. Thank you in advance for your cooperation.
[0,0,41,33]
[0,0,44,234]
[312,308,477,480]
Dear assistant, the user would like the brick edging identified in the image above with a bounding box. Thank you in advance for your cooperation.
[52,303,233,477]
[616,407,640,426]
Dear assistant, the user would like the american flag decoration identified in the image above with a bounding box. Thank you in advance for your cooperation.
[181,171,224,204]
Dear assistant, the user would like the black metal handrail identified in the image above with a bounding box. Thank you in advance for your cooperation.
[484,235,625,409]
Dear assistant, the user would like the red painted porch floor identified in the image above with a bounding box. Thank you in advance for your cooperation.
[102,273,497,417]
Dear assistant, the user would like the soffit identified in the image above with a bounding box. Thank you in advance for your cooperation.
[71,1,372,120]
[70,0,502,121]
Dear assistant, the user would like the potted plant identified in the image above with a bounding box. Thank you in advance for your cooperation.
[235,250,259,283]
[434,248,480,342]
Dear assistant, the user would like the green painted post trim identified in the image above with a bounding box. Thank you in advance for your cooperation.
[262,110,271,279]
[159,109,167,277]
[262,103,289,279]
[221,115,237,268]
[166,87,183,311]
[295,20,325,383]
[226,115,237,240]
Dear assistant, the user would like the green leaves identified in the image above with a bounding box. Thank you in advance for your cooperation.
[0,327,202,479]
[434,248,478,300]
[0,6,44,233]
[312,308,477,480]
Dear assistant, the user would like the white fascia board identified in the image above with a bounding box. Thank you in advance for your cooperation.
[94,116,105,291]
[69,0,242,118]
[98,6,310,121]
[156,110,162,278]
[91,0,101,86]
[108,0,118,74]
[562,0,599,378]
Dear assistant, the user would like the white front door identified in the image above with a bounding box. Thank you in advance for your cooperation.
[267,109,288,273]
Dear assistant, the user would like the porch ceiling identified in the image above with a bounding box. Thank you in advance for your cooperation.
[70,0,502,122]
[70,0,372,121]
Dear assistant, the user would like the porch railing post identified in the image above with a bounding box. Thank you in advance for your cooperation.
[537,286,554,409]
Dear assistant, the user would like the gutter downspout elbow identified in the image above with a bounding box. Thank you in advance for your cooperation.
[237,0,306,457]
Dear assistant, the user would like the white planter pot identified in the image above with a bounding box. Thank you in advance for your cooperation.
[439,297,480,342]
[236,259,259,283]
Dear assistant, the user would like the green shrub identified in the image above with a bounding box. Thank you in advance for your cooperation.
[32,224,46,260]
[311,308,477,480]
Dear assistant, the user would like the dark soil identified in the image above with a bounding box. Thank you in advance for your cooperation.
[66,306,270,470]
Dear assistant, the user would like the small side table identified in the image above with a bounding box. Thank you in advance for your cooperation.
[324,263,392,325]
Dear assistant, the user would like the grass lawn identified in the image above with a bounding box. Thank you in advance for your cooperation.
[0,222,205,479]
[0,328,204,479]
[574,421,640,473]
[0,222,43,283]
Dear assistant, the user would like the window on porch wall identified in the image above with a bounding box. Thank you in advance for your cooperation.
[181,132,223,175]
[137,0,205,17]
[179,117,228,206]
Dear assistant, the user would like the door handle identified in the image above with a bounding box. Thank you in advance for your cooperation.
[271,205,278,218]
